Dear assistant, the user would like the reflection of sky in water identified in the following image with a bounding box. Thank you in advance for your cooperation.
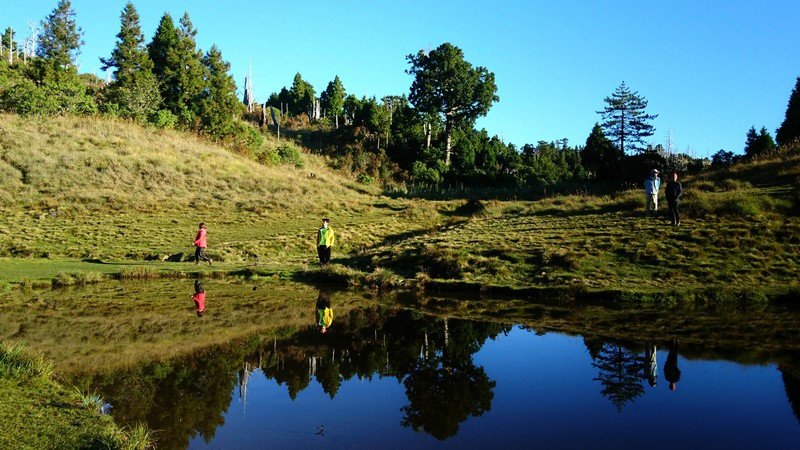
[189,327,799,449]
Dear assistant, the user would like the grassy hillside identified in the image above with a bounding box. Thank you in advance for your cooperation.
[0,114,447,275]
[0,113,797,299]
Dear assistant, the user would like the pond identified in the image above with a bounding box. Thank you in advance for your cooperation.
[1,279,799,449]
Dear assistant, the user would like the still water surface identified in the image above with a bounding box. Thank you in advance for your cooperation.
[2,280,798,449]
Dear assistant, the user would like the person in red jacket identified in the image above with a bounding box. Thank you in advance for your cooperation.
[193,280,206,317]
[193,222,213,265]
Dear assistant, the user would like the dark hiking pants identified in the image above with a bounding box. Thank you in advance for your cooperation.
[195,246,211,263]
[318,246,331,264]
[668,200,680,224]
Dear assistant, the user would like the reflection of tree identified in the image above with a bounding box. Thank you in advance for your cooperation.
[401,360,495,440]
[79,342,247,450]
[76,307,509,446]
[399,318,507,440]
[591,343,646,411]
[779,364,800,424]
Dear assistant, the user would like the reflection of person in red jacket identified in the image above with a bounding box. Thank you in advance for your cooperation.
[193,222,213,265]
[193,280,206,317]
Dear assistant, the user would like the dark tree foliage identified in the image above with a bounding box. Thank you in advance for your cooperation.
[591,343,646,411]
[1,28,20,60]
[36,0,83,70]
[288,72,315,116]
[406,42,498,167]
[582,123,623,181]
[776,77,800,146]
[199,45,240,133]
[148,12,207,127]
[779,365,800,425]
[744,126,776,159]
[100,2,160,121]
[619,150,666,185]
[711,149,736,169]
[320,75,346,128]
[598,82,658,154]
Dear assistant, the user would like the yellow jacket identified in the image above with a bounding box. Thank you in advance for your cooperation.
[317,227,335,247]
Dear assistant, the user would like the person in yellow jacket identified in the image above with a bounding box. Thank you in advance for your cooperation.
[315,290,334,334]
[316,218,335,265]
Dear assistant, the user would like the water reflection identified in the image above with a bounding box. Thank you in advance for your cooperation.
[44,288,799,449]
[193,280,206,317]
[590,341,646,411]
[315,290,333,333]
[665,339,682,391]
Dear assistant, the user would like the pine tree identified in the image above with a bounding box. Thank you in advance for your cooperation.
[199,45,239,133]
[744,126,776,159]
[597,82,658,154]
[320,75,346,128]
[36,0,83,70]
[100,2,160,121]
[289,72,315,116]
[2,28,19,64]
[147,12,207,127]
[776,77,800,146]
[581,123,622,181]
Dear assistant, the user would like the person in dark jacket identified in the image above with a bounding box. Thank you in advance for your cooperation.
[664,339,681,391]
[665,172,683,226]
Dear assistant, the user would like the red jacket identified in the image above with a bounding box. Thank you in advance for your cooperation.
[193,292,206,312]
[194,228,207,248]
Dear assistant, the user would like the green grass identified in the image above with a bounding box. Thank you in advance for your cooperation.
[0,113,798,300]
[0,341,152,449]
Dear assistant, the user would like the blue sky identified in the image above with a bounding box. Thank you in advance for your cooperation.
[5,0,799,156]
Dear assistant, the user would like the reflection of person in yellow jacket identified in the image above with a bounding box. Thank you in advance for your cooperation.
[316,218,335,265]
[315,290,334,333]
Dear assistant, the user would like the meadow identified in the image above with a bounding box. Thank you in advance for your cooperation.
[0,113,798,301]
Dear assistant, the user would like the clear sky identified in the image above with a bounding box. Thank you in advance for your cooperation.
[5,0,800,157]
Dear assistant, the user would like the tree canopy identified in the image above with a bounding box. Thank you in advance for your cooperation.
[597,82,657,154]
[776,76,800,146]
[406,43,498,166]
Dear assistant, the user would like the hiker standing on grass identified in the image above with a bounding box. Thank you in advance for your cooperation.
[665,172,683,226]
[644,169,661,216]
[193,222,213,265]
[316,218,335,265]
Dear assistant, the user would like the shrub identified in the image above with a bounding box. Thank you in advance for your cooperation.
[149,109,177,129]
[277,144,304,168]
[357,173,375,184]
[717,194,761,218]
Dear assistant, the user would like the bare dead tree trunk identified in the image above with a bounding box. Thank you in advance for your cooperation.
[260,103,266,128]
[444,119,453,166]
[424,122,431,149]
[335,114,338,129]
[8,28,13,65]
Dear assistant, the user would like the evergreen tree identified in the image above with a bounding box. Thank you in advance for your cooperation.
[147,14,178,84]
[776,77,800,146]
[320,75,346,128]
[199,45,239,133]
[100,2,160,121]
[581,123,622,181]
[597,82,658,154]
[407,42,498,167]
[288,72,314,116]
[36,0,83,70]
[744,126,776,159]
[1,28,19,63]
[148,12,206,127]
